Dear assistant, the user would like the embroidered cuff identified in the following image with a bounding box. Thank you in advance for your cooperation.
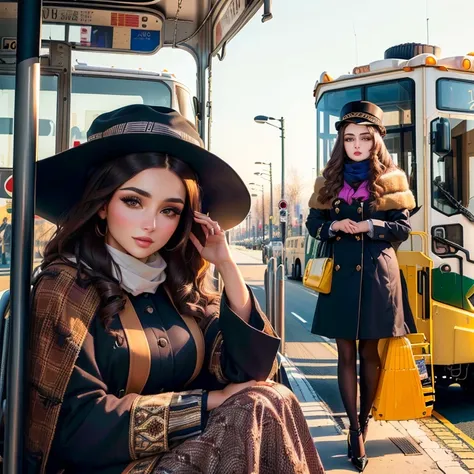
[122,457,160,474]
[129,390,203,459]
[168,390,203,446]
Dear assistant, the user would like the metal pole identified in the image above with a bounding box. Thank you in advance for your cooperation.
[276,264,285,354]
[269,163,273,241]
[265,258,276,326]
[280,118,286,248]
[7,0,42,472]
[261,189,265,241]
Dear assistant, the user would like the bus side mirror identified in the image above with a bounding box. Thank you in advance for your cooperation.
[193,97,201,121]
[434,118,451,156]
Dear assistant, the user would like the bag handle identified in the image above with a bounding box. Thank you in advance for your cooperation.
[119,296,151,396]
[42,263,152,395]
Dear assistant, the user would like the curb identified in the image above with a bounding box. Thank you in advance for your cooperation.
[279,353,342,435]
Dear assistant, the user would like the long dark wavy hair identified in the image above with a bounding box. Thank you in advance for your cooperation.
[42,152,218,329]
[317,123,396,209]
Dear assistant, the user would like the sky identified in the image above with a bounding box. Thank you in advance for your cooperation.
[72,0,474,212]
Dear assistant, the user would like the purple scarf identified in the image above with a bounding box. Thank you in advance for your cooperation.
[338,180,370,204]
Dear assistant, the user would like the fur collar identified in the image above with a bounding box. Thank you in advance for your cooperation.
[308,168,416,211]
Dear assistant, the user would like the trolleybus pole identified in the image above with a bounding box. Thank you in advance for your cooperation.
[6,0,42,471]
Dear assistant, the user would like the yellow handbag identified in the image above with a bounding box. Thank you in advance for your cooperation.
[303,239,333,294]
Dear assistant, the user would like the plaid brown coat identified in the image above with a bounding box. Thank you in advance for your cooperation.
[27,263,101,474]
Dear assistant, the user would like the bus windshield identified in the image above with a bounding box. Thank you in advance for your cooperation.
[70,75,172,146]
[316,78,417,198]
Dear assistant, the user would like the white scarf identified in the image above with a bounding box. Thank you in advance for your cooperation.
[106,244,167,296]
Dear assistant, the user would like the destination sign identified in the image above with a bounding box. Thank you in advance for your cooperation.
[213,0,251,49]
[42,7,162,31]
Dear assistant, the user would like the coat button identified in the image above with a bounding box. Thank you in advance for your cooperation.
[335,265,341,271]
[357,207,363,214]
[146,306,154,314]
[379,234,385,238]
[336,236,341,241]
[158,338,168,348]
[355,235,361,241]
[334,200,341,205]
[335,208,340,214]
[356,265,362,271]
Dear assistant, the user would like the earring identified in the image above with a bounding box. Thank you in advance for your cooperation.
[95,221,107,237]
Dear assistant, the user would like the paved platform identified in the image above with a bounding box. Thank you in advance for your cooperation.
[231,246,473,473]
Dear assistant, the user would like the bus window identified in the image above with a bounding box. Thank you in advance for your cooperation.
[70,76,172,146]
[175,85,196,127]
[0,74,58,166]
[430,117,474,216]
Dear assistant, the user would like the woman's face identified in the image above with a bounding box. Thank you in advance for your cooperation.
[343,123,374,162]
[99,168,186,261]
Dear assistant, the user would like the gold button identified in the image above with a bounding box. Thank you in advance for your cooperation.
[158,338,168,348]
[356,265,361,271]
[379,234,385,238]
[355,235,361,241]
[357,207,363,214]
[335,208,340,214]
[146,306,154,314]
[336,236,341,241]
[335,265,341,271]
[335,200,341,205]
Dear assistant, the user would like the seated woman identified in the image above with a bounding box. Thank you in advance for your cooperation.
[27,105,324,474]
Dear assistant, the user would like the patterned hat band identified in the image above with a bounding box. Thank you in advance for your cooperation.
[87,120,202,147]
[341,112,383,127]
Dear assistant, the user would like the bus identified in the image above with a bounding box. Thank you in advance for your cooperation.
[313,42,474,392]
[0,1,275,471]
[284,235,305,280]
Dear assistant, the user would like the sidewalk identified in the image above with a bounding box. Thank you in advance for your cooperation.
[230,247,472,473]
[282,354,470,474]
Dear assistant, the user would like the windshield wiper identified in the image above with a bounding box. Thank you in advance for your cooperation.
[434,180,474,223]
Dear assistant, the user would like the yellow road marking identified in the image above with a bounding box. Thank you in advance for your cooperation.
[321,340,338,357]
[432,410,474,450]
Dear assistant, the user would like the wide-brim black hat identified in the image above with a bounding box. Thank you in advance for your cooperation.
[335,100,386,136]
[36,105,250,230]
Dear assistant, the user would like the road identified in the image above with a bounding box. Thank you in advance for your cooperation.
[232,247,474,441]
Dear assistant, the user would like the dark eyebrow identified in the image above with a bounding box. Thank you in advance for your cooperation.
[119,187,152,198]
[164,197,185,205]
[120,187,185,205]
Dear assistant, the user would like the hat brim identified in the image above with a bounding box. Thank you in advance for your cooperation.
[36,133,250,231]
[335,117,386,136]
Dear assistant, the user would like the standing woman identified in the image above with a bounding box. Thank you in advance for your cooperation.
[306,101,416,471]
[27,105,324,474]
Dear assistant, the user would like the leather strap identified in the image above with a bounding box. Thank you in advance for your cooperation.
[120,296,151,396]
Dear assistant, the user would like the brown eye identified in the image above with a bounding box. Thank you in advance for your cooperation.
[120,196,141,208]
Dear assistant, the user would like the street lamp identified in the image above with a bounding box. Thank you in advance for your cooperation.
[254,114,286,243]
[254,161,273,241]
[249,182,265,241]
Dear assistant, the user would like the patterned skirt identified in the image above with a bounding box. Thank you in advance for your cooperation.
[124,383,324,474]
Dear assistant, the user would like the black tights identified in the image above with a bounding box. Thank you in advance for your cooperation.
[335,339,380,453]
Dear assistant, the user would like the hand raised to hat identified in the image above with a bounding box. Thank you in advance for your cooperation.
[190,211,233,268]
[190,211,252,323]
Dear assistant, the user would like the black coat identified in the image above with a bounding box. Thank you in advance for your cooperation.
[306,169,416,340]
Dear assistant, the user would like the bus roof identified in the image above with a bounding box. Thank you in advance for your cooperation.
[314,46,474,98]
[1,0,270,59]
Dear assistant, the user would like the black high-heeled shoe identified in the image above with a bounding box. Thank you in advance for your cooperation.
[347,428,368,472]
